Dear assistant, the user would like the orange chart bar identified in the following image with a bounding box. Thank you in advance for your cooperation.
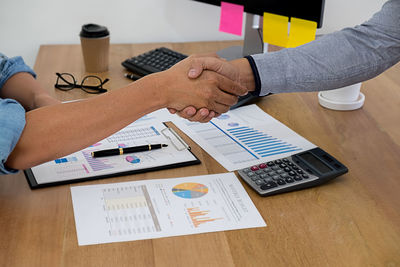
[187,207,222,228]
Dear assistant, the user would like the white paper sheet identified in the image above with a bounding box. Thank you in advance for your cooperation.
[171,104,316,171]
[71,173,266,245]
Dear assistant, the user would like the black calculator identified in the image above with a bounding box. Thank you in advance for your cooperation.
[237,147,348,196]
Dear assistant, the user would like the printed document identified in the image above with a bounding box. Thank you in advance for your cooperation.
[171,104,316,171]
[71,173,266,245]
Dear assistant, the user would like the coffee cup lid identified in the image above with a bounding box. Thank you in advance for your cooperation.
[80,24,109,38]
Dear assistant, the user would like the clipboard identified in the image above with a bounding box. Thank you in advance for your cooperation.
[24,121,200,189]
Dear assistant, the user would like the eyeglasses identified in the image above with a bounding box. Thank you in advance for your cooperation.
[55,72,109,94]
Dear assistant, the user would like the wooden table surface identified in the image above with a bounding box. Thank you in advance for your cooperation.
[0,41,399,267]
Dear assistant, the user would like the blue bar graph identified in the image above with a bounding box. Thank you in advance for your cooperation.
[226,126,301,158]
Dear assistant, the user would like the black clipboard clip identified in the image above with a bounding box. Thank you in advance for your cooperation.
[161,127,190,151]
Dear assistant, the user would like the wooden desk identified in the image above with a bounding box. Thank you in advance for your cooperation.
[1,41,399,267]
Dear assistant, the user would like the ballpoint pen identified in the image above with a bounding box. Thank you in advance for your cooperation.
[91,144,168,158]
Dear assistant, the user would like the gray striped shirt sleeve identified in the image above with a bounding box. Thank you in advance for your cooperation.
[250,0,400,96]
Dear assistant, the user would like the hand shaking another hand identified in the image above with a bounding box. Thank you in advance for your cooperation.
[167,54,255,123]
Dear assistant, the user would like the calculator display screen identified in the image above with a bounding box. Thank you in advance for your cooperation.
[298,152,332,174]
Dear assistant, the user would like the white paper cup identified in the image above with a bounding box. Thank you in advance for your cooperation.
[318,83,365,111]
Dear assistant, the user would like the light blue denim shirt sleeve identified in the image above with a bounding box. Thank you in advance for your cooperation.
[250,0,400,95]
[0,53,36,174]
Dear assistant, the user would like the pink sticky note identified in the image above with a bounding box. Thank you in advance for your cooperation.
[219,1,244,36]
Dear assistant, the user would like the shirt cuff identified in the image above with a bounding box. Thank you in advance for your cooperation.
[244,56,262,96]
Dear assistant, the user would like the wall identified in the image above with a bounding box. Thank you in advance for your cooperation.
[0,0,387,67]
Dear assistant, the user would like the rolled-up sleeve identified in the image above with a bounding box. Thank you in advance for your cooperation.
[0,53,36,88]
[0,53,34,174]
[0,99,26,174]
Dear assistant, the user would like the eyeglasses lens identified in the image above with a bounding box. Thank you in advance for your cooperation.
[82,76,103,93]
[57,73,75,90]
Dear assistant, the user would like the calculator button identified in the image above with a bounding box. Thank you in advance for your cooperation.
[247,172,255,177]
[255,170,264,175]
[292,165,299,170]
[276,169,284,174]
[267,161,275,166]
[284,167,291,172]
[272,175,280,180]
[250,176,259,181]
[283,158,289,162]
[277,179,286,185]
[255,179,263,185]
[294,175,303,181]
[251,166,259,171]
[260,181,278,190]
[260,174,268,179]
[297,169,304,174]
[263,178,273,184]
[271,166,280,171]
[259,163,267,169]
[243,168,251,173]
[274,160,282,164]
[279,163,287,168]
[302,174,309,179]
[288,162,294,166]
[280,173,289,178]
[268,171,277,176]
[285,177,295,183]
[288,171,296,176]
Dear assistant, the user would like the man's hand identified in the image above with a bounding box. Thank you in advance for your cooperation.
[158,55,247,115]
[168,56,256,123]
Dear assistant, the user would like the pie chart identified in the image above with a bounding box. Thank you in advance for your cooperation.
[172,183,208,199]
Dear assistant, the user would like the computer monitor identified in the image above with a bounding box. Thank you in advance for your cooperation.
[193,0,325,59]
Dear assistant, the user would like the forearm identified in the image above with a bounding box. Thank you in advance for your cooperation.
[251,0,400,95]
[6,74,164,170]
[0,72,60,110]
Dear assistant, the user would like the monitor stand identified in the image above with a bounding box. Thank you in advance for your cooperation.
[217,14,263,109]
[217,14,263,60]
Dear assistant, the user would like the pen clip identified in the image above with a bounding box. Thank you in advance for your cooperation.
[161,127,190,151]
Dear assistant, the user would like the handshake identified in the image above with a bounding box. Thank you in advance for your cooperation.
[155,54,256,123]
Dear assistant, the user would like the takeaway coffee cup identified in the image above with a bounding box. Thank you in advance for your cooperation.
[80,23,110,72]
[318,83,365,111]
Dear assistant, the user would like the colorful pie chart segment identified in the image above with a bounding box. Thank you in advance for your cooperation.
[172,183,208,199]
[126,155,140,164]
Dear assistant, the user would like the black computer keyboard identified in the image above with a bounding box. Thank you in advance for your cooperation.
[121,47,187,76]
[121,47,257,109]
